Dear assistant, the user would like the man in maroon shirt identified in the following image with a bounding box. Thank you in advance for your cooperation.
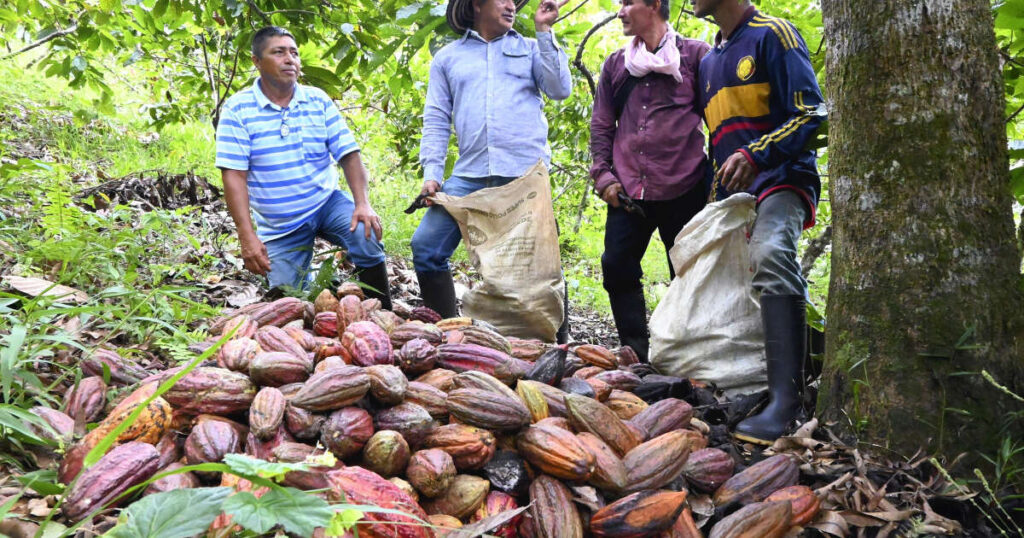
[590,0,710,362]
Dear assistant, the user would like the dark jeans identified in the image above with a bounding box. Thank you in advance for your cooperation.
[601,186,707,293]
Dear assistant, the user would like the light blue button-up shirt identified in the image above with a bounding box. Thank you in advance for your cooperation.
[419,29,572,183]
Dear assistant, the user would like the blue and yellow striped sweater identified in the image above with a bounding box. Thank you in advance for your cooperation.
[698,8,825,226]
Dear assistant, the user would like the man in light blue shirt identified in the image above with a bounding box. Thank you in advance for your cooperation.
[216,26,392,308]
[413,0,572,327]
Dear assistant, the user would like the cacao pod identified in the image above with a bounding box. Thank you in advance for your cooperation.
[508,337,547,361]
[65,376,107,423]
[285,402,325,440]
[154,431,181,470]
[396,338,439,376]
[185,415,242,470]
[217,337,260,372]
[423,474,489,520]
[337,281,366,300]
[682,448,735,493]
[365,364,408,405]
[585,377,613,402]
[283,325,317,352]
[446,388,530,431]
[560,377,597,398]
[574,344,617,370]
[208,303,266,335]
[314,289,340,314]
[144,462,199,495]
[593,369,643,392]
[616,345,641,367]
[590,490,689,538]
[630,398,694,441]
[362,430,411,477]
[529,474,583,538]
[219,314,259,340]
[457,325,512,354]
[369,309,404,334]
[535,416,572,430]
[313,336,348,362]
[406,448,457,499]
[314,356,349,373]
[423,424,497,470]
[565,393,640,457]
[273,441,316,462]
[389,476,419,503]
[313,311,339,337]
[470,491,521,538]
[30,406,74,444]
[414,368,457,392]
[341,321,394,367]
[525,347,567,386]
[517,424,595,481]
[326,466,431,538]
[623,430,697,493]
[572,366,605,380]
[660,507,703,538]
[391,321,443,348]
[251,297,306,328]
[765,485,820,526]
[436,343,519,385]
[249,387,286,440]
[290,366,370,412]
[427,514,463,535]
[606,389,649,420]
[405,381,449,420]
[532,382,569,418]
[164,367,256,415]
[516,380,551,423]
[409,306,442,324]
[336,294,366,333]
[712,454,799,507]
[374,402,437,447]
[245,426,293,461]
[708,500,791,538]
[249,351,312,387]
[255,324,307,359]
[577,432,628,493]
[322,406,375,459]
[63,442,159,521]
[82,348,149,385]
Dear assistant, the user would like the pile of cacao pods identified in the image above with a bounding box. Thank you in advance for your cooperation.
[39,283,822,537]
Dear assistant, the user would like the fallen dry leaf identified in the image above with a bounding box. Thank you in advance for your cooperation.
[3,275,88,303]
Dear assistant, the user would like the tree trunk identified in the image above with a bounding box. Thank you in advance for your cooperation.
[818,0,1024,463]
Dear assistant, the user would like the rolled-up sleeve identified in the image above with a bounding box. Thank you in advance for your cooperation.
[532,32,571,101]
[419,57,453,183]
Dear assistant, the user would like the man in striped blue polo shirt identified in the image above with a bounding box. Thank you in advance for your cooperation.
[216,26,392,308]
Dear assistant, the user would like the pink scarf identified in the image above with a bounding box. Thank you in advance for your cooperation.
[623,24,683,83]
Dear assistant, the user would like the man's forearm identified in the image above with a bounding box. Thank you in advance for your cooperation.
[340,151,371,205]
[222,169,258,240]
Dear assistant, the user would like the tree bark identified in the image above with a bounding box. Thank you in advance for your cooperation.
[818,0,1024,463]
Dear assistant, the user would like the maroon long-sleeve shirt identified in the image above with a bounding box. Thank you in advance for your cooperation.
[590,35,710,201]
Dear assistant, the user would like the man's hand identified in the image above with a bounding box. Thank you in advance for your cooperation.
[600,182,623,208]
[420,179,442,207]
[718,151,758,192]
[535,0,569,33]
[239,233,271,276]
[351,202,384,240]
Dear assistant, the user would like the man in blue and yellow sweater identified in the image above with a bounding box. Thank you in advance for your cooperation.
[695,0,826,444]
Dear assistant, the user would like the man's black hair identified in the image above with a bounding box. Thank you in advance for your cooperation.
[643,0,671,20]
[252,26,295,58]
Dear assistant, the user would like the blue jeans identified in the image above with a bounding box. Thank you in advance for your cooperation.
[264,189,386,290]
[411,175,517,273]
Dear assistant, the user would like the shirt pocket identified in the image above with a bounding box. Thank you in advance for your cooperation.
[502,44,533,80]
[300,115,331,166]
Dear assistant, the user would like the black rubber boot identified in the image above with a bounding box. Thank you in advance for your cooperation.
[416,270,458,319]
[556,280,570,344]
[734,294,807,445]
[356,261,393,311]
[608,288,650,363]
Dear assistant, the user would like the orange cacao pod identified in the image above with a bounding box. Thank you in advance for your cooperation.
[337,281,366,300]
[405,381,449,420]
[517,424,595,481]
[565,393,640,457]
[708,500,791,538]
[423,424,497,470]
[414,368,457,391]
[314,288,340,314]
[574,344,617,369]
[765,485,820,526]
[623,430,697,493]
[590,489,689,537]
[508,337,547,361]
[577,432,628,493]
[605,389,649,420]
[585,377,613,402]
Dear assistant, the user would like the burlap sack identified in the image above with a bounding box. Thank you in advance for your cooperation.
[434,161,565,341]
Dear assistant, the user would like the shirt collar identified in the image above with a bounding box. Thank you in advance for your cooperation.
[462,27,519,43]
[252,78,307,110]
[714,6,758,48]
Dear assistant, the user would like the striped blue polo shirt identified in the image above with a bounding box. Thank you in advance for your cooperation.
[215,79,359,240]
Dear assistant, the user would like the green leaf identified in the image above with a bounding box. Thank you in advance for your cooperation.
[221,487,334,536]
[16,470,64,496]
[107,487,233,538]
[222,452,334,482]
[1011,165,1024,203]
[325,508,364,536]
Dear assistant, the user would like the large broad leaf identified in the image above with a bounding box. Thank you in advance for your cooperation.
[1011,165,1024,203]
[221,487,334,536]
[107,487,233,538]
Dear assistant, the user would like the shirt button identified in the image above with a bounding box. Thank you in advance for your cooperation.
[642,105,647,110]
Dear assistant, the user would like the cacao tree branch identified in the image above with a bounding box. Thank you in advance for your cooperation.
[198,34,219,119]
[573,13,617,97]
[556,0,590,24]
[245,0,273,24]
[800,225,832,278]
[213,44,244,129]
[1007,101,1024,124]
[2,10,85,60]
